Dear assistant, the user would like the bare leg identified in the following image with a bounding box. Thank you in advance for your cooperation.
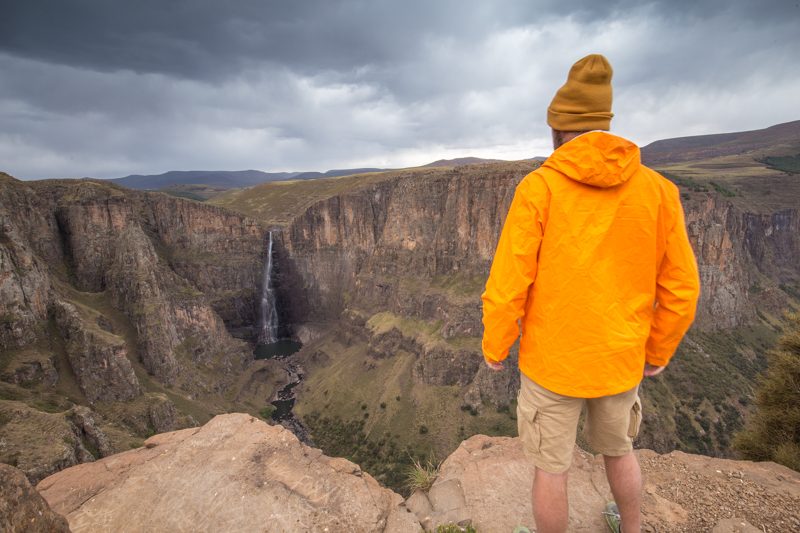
[604,452,642,533]
[532,467,569,533]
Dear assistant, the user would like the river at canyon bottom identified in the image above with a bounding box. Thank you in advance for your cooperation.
[254,340,313,445]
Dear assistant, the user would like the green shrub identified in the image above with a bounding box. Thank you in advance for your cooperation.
[734,314,800,471]
[259,405,276,420]
[427,524,478,533]
[709,181,736,197]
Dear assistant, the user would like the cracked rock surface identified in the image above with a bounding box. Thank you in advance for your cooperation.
[409,435,800,532]
[37,413,420,533]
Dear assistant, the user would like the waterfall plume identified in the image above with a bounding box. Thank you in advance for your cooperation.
[258,231,279,344]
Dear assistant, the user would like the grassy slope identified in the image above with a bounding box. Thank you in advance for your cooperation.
[210,170,400,225]
[643,120,800,213]
[293,331,515,492]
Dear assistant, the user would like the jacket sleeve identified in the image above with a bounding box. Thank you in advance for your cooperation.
[481,175,548,363]
[645,194,700,366]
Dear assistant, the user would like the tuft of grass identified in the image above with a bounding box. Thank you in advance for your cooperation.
[427,524,478,533]
[404,457,440,493]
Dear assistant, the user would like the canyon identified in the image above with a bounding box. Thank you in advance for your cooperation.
[1,121,799,528]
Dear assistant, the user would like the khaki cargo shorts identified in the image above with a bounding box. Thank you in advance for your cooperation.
[517,373,642,473]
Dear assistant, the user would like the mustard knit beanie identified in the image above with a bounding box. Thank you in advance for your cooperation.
[547,54,614,131]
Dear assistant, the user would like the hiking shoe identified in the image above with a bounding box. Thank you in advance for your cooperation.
[603,501,621,533]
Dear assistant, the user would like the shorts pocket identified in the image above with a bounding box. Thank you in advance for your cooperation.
[627,396,642,438]
[517,398,541,453]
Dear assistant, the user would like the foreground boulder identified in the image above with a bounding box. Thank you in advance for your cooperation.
[409,435,800,532]
[37,413,419,533]
[0,464,70,533]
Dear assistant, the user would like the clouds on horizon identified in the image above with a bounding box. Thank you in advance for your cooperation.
[1,0,798,179]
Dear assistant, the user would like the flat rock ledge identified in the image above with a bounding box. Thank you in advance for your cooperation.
[408,435,800,532]
[36,413,420,533]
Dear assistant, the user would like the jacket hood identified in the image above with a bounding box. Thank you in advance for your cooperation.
[542,131,641,188]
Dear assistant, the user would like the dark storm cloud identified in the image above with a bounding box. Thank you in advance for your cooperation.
[0,0,798,179]
[4,0,795,80]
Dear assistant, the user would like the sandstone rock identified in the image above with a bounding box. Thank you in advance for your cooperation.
[411,436,800,532]
[38,413,422,533]
[712,517,762,533]
[53,299,141,402]
[0,463,70,533]
[637,449,800,532]
[415,435,610,532]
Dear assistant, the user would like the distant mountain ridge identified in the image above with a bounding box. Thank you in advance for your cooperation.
[110,120,800,195]
[112,158,510,192]
[641,120,800,166]
[112,169,301,190]
[422,157,504,167]
[291,167,386,180]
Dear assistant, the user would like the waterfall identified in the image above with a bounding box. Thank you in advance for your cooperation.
[258,231,279,344]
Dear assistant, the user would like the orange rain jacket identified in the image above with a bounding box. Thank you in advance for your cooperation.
[481,131,700,398]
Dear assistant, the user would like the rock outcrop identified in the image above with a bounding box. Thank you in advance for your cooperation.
[52,300,141,402]
[411,434,800,532]
[0,464,70,533]
[30,414,800,533]
[37,413,420,533]
[0,401,100,484]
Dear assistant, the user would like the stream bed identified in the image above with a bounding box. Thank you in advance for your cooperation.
[254,340,313,445]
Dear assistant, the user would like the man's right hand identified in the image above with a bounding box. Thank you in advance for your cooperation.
[485,360,504,372]
[643,363,665,377]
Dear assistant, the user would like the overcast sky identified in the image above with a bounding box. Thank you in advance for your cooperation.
[1,0,798,179]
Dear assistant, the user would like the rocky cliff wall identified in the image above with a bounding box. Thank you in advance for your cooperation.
[0,175,264,379]
[0,173,275,482]
[280,163,797,335]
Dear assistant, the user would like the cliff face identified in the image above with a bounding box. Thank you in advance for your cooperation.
[0,173,275,482]
[281,164,517,329]
[282,165,796,335]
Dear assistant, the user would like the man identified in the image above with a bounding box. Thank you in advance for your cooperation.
[481,54,700,533]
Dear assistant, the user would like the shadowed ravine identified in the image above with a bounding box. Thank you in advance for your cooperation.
[254,233,310,443]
